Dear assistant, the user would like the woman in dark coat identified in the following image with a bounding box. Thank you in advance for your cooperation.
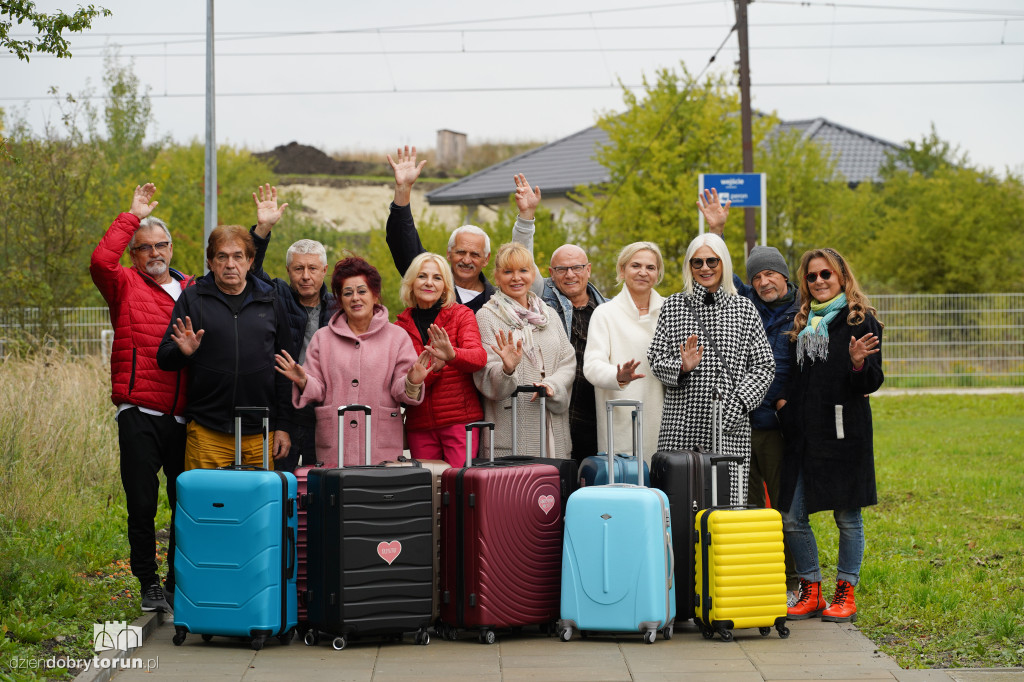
[777,247,883,624]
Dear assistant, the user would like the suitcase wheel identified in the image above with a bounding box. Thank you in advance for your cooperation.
[332,635,347,651]
[250,635,266,651]
[172,627,187,646]
[477,629,496,645]
[663,625,673,641]
[414,629,430,646]
[277,628,295,646]
[201,634,213,643]
[643,630,656,645]
[716,627,733,642]
[777,624,791,639]
[759,627,771,637]
[303,629,320,647]
[700,626,715,640]
[558,626,573,642]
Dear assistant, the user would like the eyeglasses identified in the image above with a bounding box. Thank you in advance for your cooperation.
[689,257,721,269]
[805,269,833,284]
[131,241,170,254]
[551,264,588,275]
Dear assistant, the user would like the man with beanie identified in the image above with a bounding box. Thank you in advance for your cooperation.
[699,188,801,606]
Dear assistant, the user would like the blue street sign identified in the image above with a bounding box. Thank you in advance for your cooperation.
[702,173,763,208]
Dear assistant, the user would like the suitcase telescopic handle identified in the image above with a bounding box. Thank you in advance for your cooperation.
[337,404,372,467]
[604,399,644,487]
[511,385,546,458]
[234,406,270,470]
[464,421,495,468]
[708,453,744,506]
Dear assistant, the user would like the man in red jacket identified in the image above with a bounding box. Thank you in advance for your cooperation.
[90,183,194,614]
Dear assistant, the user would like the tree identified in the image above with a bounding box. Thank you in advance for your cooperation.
[1,0,110,61]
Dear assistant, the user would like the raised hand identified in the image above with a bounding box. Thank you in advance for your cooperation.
[274,349,307,389]
[697,188,731,236]
[253,183,289,235]
[425,324,456,363]
[170,316,204,357]
[849,332,880,369]
[490,329,524,375]
[513,173,542,221]
[616,358,646,385]
[387,145,427,206]
[129,183,159,219]
[680,334,703,373]
[407,350,434,385]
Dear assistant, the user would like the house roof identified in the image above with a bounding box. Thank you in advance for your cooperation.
[426,116,903,205]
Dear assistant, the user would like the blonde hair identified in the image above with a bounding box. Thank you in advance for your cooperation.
[682,233,736,296]
[492,242,536,273]
[616,241,665,285]
[787,248,880,340]
[399,252,456,308]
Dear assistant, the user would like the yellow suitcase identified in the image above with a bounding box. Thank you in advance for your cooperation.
[694,507,790,641]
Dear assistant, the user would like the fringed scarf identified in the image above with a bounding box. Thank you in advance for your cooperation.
[483,290,549,366]
[797,292,847,367]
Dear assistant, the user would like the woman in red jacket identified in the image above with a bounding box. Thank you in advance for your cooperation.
[395,252,487,466]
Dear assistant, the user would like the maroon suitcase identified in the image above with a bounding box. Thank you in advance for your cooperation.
[294,463,323,629]
[436,422,563,644]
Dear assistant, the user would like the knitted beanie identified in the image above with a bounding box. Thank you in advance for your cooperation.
[746,246,789,283]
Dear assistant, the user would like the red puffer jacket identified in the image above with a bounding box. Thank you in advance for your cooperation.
[394,303,486,432]
[90,213,194,415]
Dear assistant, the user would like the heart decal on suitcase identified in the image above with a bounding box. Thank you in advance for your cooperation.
[377,540,402,565]
[538,494,555,515]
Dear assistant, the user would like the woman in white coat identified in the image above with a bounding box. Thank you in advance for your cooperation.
[583,242,665,463]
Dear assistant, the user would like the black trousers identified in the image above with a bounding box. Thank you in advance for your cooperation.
[117,406,186,590]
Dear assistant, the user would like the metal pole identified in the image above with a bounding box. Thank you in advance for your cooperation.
[203,0,216,272]
[734,0,756,258]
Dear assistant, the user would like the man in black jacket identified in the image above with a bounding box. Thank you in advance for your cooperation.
[157,225,294,470]
[249,184,335,471]
[385,146,495,311]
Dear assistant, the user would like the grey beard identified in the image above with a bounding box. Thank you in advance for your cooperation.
[144,260,168,277]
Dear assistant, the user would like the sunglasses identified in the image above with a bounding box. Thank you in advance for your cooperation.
[131,241,170,254]
[689,257,721,269]
[805,269,833,284]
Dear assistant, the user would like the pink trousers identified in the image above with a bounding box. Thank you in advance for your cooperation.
[407,423,481,467]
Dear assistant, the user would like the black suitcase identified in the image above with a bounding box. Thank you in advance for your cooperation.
[495,385,579,514]
[650,446,740,623]
[303,405,433,650]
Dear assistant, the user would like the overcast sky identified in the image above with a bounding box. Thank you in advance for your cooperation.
[3,0,1023,175]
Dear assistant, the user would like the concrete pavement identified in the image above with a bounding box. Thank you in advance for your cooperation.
[83,612,1024,682]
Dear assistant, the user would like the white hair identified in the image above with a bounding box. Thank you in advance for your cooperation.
[130,217,172,249]
[446,224,491,257]
[682,233,737,296]
[286,239,328,268]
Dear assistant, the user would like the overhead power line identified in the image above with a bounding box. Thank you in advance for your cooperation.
[757,1,1024,17]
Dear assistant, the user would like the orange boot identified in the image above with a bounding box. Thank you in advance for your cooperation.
[787,578,827,620]
[822,579,857,623]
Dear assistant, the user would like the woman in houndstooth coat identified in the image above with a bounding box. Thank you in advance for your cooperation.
[647,233,774,504]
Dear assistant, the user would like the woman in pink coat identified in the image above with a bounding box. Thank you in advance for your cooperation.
[275,256,432,466]
[394,252,487,466]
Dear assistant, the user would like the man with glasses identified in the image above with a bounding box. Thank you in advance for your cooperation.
[699,187,802,607]
[511,175,608,463]
[91,183,195,614]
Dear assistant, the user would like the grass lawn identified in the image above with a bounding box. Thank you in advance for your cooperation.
[816,393,1024,668]
[0,354,1020,678]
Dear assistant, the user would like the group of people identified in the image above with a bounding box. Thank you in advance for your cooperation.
[91,146,883,626]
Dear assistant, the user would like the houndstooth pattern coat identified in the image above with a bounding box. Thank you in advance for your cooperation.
[647,284,774,504]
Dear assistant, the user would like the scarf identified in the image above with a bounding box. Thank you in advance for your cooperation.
[797,292,846,366]
[484,290,549,366]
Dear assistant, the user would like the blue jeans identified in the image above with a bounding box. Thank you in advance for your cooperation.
[781,468,864,586]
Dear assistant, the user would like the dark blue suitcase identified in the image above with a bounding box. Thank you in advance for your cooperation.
[578,403,650,486]
[172,407,298,650]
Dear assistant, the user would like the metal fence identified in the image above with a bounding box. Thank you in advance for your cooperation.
[2,295,1023,388]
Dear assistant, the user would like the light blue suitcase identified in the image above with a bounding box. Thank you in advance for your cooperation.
[172,408,298,651]
[558,399,676,644]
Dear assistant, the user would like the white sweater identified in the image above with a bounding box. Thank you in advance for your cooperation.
[583,287,665,463]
